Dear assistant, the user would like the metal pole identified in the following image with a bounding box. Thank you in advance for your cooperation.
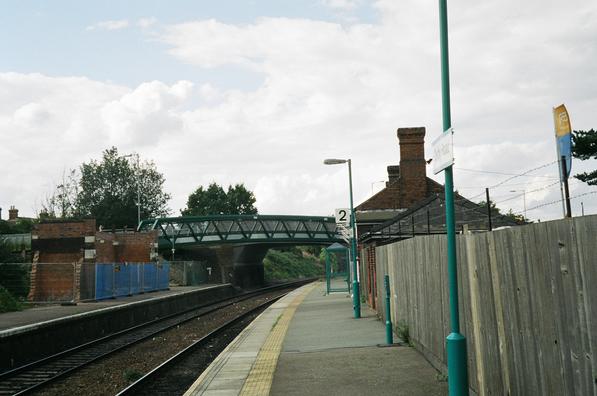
[384,275,393,345]
[485,188,492,231]
[523,191,527,220]
[561,156,572,218]
[136,155,141,225]
[326,250,331,294]
[348,159,361,318]
[581,202,584,216]
[439,1,469,394]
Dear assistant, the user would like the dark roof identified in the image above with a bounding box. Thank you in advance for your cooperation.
[360,193,522,244]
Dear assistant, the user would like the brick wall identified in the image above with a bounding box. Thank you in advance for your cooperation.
[28,220,157,301]
[96,231,157,263]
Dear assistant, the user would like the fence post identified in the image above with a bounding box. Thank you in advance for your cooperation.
[112,263,116,298]
[384,275,394,345]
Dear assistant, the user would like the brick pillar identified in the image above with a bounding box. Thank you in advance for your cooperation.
[397,127,428,207]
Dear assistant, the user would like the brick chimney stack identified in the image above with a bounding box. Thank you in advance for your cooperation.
[386,165,400,186]
[397,127,427,207]
[8,206,18,221]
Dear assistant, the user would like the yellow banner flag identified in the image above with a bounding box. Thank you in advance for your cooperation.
[553,104,571,137]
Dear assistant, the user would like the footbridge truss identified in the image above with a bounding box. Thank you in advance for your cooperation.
[137,215,343,249]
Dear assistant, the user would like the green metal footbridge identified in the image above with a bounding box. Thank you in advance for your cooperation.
[137,214,343,249]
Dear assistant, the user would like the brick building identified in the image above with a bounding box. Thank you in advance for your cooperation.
[28,219,158,302]
[355,127,444,236]
[356,126,519,309]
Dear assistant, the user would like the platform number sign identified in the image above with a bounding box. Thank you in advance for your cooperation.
[335,208,350,225]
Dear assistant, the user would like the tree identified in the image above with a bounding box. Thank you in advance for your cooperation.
[76,147,171,227]
[477,200,526,223]
[182,182,257,216]
[38,169,79,219]
[572,129,597,185]
[40,147,171,228]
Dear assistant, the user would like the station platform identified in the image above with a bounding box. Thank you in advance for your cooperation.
[185,281,448,396]
[0,284,222,334]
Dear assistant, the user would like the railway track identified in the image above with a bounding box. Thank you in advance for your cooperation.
[0,280,311,395]
[116,294,280,395]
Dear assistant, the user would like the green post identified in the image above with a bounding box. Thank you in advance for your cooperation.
[384,275,393,345]
[438,0,469,395]
[325,250,331,294]
[348,159,361,319]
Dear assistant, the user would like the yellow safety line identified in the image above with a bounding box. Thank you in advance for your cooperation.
[239,282,317,396]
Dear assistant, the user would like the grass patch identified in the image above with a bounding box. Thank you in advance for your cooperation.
[123,368,143,382]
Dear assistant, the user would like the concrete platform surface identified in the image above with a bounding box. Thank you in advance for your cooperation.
[0,285,222,334]
[185,281,448,396]
[270,282,448,396]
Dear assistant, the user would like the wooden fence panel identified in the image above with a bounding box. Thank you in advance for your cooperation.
[372,215,597,396]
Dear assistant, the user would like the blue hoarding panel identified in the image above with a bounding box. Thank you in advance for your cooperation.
[95,263,114,300]
[95,262,169,300]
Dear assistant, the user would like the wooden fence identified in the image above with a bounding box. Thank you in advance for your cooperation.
[372,215,597,395]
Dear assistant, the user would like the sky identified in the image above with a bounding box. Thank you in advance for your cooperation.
[1,0,596,222]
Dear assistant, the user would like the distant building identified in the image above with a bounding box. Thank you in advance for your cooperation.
[356,127,521,308]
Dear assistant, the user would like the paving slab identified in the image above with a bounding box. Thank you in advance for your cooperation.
[270,281,448,396]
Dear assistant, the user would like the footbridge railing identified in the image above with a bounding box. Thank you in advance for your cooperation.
[137,215,343,248]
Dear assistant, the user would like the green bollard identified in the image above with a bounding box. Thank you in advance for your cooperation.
[384,275,393,345]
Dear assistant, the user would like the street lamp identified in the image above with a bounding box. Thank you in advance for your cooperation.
[323,158,361,319]
[124,153,141,226]
[509,190,527,220]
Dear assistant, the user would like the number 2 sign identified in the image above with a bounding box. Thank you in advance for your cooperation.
[334,208,350,225]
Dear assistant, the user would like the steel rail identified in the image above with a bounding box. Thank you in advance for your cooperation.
[116,293,285,395]
[0,279,312,395]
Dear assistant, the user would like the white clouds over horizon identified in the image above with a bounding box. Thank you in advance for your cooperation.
[2,1,597,221]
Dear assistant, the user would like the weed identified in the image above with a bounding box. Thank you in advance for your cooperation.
[436,373,448,382]
[123,368,143,382]
[396,320,412,346]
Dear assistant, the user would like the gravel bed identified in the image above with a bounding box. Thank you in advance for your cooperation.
[32,290,289,396]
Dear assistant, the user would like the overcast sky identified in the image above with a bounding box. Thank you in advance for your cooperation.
[1,0,596,222]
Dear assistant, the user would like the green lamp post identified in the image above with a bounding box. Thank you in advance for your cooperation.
[324,158,361,319]
[438,0,469,394]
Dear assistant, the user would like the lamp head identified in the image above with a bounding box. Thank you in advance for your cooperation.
[323,158,348,165]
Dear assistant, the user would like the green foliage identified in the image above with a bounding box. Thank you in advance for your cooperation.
[0,219,34,234]
[0,286,22,313]
[182,182,257,216]
[0,263,29,298]
[396,320,412,346]
[41,147,171,228]
[477,199,526,224]
[263,247,323,281]
[123,368,143,382]
[572,129,597,185]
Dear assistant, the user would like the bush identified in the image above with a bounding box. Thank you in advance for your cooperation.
[264,247,323,281]
[0,286,22,313]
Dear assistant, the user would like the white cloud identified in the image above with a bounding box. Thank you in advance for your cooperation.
[137,17,157,28]
[86,19,129,31]
[321,0,361,11]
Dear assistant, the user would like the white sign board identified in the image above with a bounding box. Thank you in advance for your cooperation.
[334,208,350,225]
[432,128,454,174]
